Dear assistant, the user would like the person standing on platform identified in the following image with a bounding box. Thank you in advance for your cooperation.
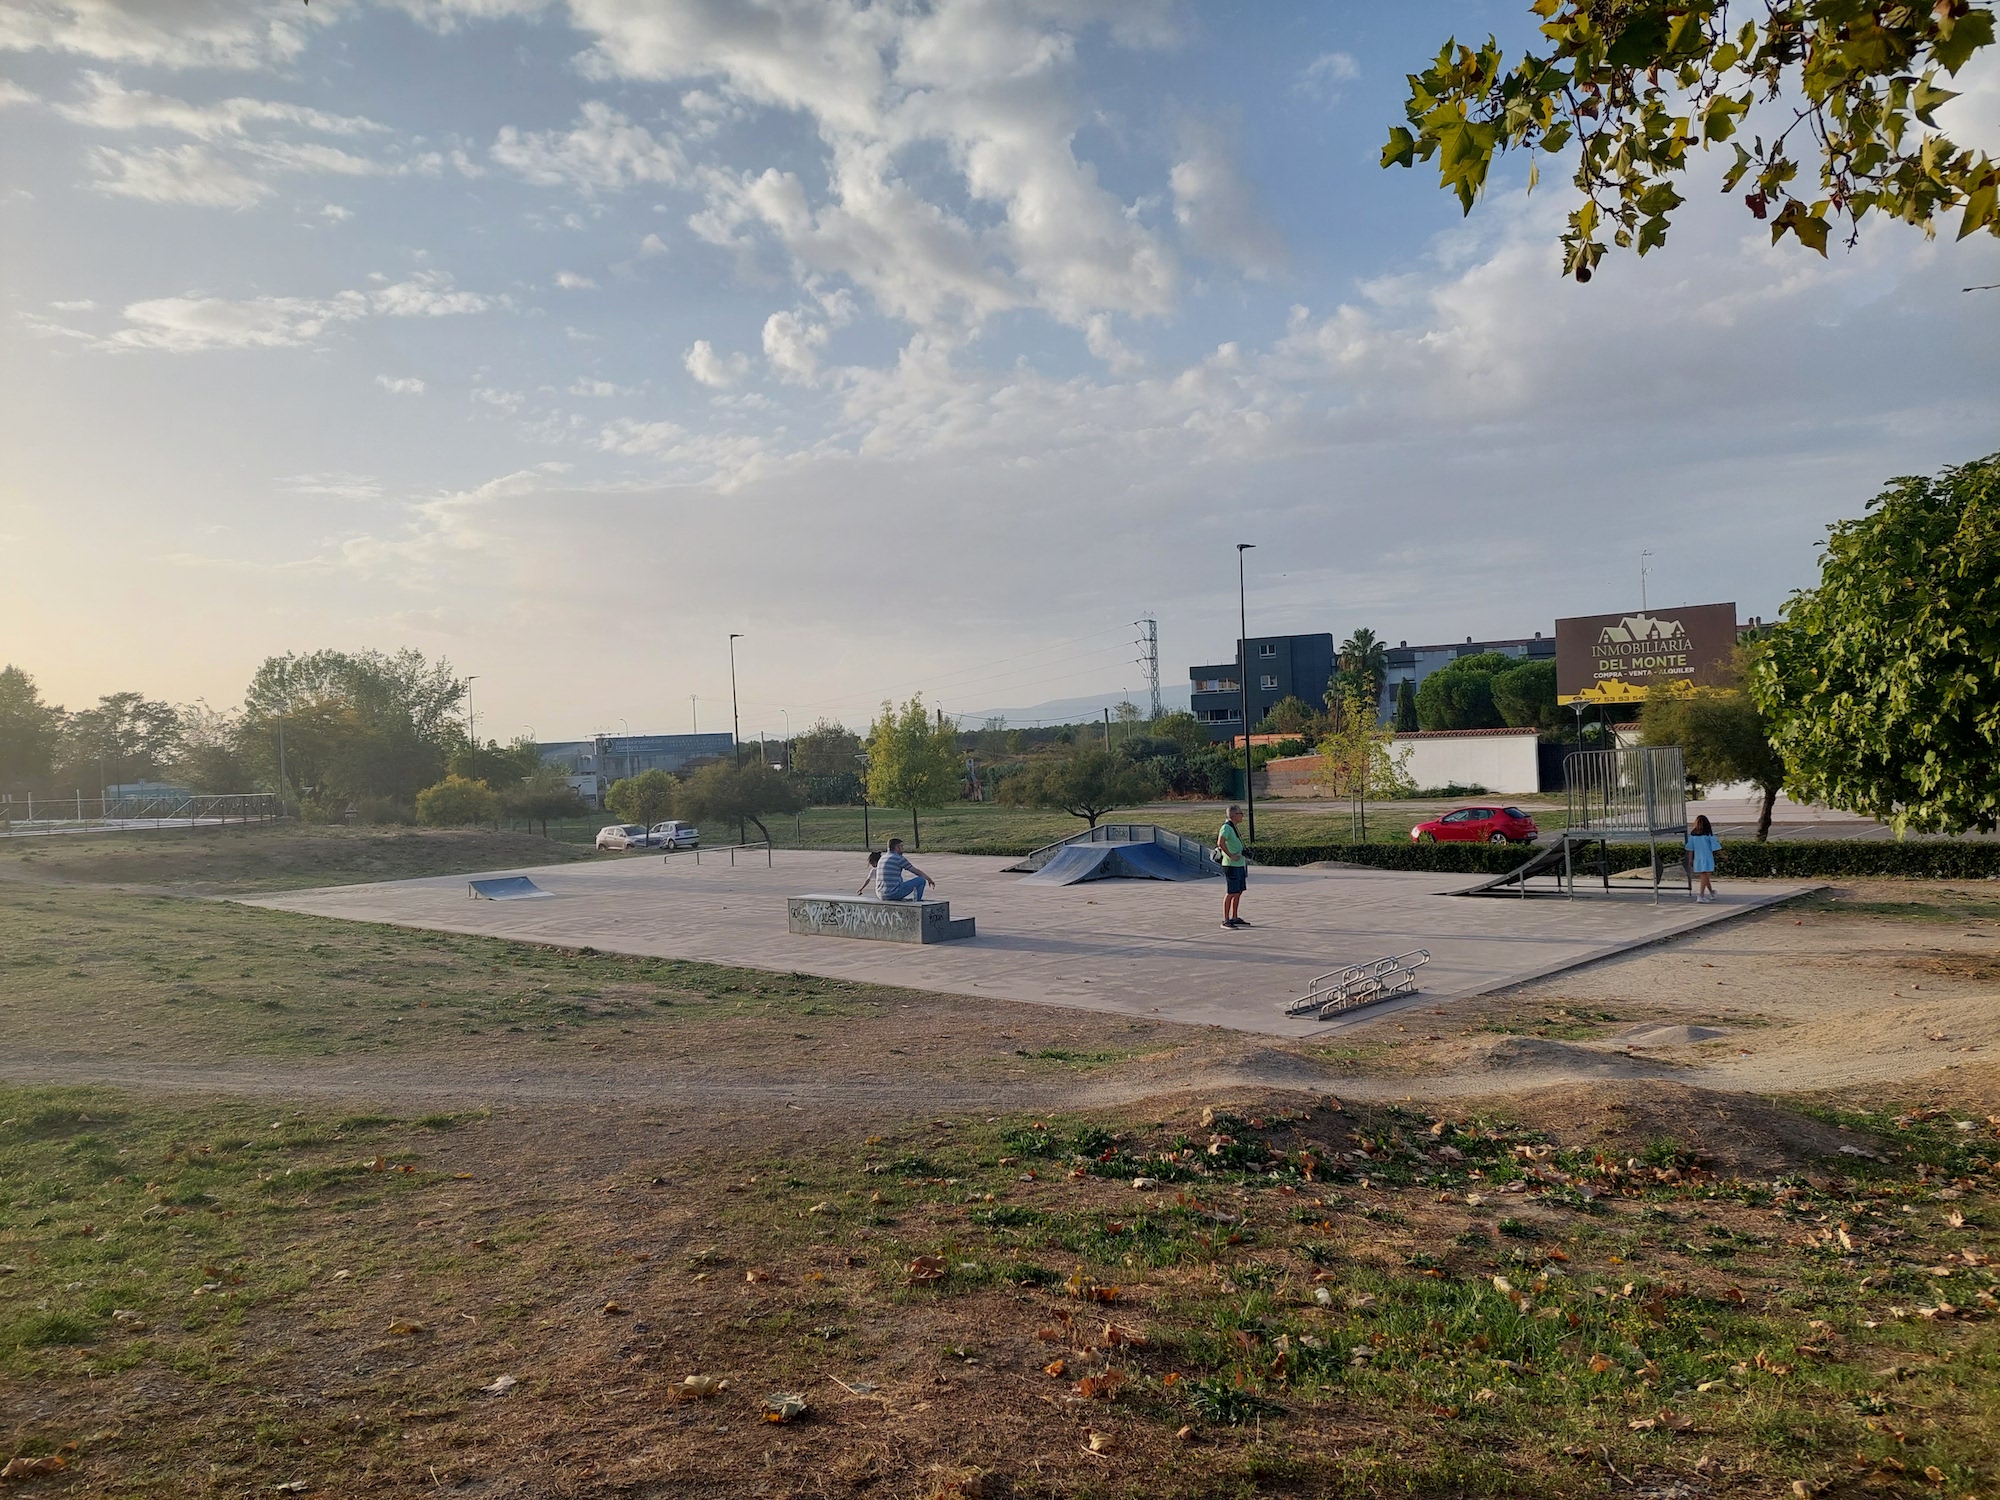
[1685,814,1722,903]
[1217,804,1251,929]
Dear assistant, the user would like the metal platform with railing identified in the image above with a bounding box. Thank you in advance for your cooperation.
[1284,948,1431,1021]
[1002,822,1219,878]
[1461,746,1692,902]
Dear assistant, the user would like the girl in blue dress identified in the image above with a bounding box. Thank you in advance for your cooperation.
[1685,815,1721,903]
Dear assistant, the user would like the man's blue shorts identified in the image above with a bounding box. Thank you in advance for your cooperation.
[1224,865,1248,895]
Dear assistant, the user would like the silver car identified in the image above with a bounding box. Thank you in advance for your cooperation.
[594,823,652,851]
[651,820,700,850]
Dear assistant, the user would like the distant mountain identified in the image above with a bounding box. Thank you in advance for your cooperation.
[951,684,1192,728]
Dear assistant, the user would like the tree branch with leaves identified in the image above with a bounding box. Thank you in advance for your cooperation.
[1385,1,1997,280]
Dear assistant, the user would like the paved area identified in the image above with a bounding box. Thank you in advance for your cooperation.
[240,852,1816,1039]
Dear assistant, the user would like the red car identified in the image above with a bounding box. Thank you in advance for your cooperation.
[1410,805,1539,845]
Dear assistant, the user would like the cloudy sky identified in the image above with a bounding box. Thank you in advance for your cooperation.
[3,0,1996,739]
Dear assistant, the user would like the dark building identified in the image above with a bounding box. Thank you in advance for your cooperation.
[1377,635,1554,722]
[1188,633,1335,743]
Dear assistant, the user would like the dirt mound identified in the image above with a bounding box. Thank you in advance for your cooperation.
[1476,1080,1869,1176]
[1462,1035,1669,1077]
[1082,1044,1340,1107]
[1615,1023,1729,1046]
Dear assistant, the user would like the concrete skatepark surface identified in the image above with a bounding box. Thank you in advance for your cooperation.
[240,852,1816,1038]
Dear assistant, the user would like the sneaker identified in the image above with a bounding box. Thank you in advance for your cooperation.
[1220,920,1237,930]
[1231,918,1254,928]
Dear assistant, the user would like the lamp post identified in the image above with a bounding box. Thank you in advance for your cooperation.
[728,634,745,843]
[1236,542,1257,843]
[1640,549,1654,611]
[781,709,791,771]
[464,675,481,782]
[690,695,698,734]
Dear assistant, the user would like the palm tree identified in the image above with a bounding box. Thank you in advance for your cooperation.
[1335,628,1390,715]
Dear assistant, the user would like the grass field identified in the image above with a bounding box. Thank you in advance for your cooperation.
[2,829,1995,1496]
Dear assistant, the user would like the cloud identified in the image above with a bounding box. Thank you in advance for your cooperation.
[568,377,622,397]
[281,472,383,502]
[684,338,750,388]
[761,310,828,384]
[1170,123,1286,279]
[491,101,687,191]
[376,375,426,395]
[56,72,386,140]
[107,272,493,352]
[0,79,37,108]
[638,231,668,257]
[50,298,94,311]
[88,143,270,207]
[0,0,330,70]
[1297,50,1359,102]
[553,270,597,289]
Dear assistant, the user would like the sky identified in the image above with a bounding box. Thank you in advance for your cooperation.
[3,0,1996,741]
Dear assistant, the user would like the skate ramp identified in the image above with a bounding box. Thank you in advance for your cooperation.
[1019,840,1202,886]
[467,876,553,900]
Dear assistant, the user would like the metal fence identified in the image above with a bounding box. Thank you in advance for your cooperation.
[1564,747,1686,837]
[0,792,281,837]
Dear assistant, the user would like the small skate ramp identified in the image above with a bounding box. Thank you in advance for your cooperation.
[1019,838,1207,886]
[467,876,553,901]
[1006,822,1218,881]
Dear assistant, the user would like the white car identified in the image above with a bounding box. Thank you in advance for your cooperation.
[594,823,653,851]
[651,820,700,850]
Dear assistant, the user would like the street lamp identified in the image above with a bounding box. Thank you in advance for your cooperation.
[1640,548,1654,611]
[728,634,746,844]
[464,675,481,781]
[780,709,791,771]
[1236,543,1257,843]
[690,695,699,734]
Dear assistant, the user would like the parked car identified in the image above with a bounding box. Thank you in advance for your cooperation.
[1410,805,1539,845]
[594,823,653,851]
[650,820,700,851]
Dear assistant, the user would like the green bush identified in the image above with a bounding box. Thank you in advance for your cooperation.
[414,774,500,827]
[1246,838,2000,878]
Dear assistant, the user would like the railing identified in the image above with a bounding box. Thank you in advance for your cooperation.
[1008,822,1218,876]
[1286,949,1431,1021]
[1564,746,1686,835]
[0,793,281,837]
[685,839,773,868]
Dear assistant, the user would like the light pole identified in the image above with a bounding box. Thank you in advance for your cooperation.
[728,634,745,843]
[780,709,791,770]
[1640,549,1654,610]
[690,695,698,734]
[1236,542,1257,843]
[464,675,481,781]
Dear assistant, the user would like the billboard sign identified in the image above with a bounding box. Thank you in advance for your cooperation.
[1555,602,1738,705]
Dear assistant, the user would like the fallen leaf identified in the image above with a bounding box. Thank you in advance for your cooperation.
[0,1456,67,1478]
[1175,1424,1195,1441]
[386,1320,425,1336]
[1043,1358,1067,1377]
[907,1256,947,1284]
[1629,1418,1657,1432]
[678,1374,729,1400]
[1074,1370,1124,1401]
[600,1300,626,1315]
[763,1392,808,1423]
[744,1270,770,1284]
[480,1375,518,1397]
[1923,1467,1944,1484]
[1588,1354,1615,1374]
[1086,1430,1118,1455]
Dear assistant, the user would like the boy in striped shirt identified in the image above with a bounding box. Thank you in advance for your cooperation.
[874,838,937,901]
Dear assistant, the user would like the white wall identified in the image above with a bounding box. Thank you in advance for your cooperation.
[1394,731,1540,795]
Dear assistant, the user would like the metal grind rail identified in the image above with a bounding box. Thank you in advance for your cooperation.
[672,839,773,868]
[1285,949,1430,1022]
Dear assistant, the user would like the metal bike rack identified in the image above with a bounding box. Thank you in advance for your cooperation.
[1285,948,1430,1021]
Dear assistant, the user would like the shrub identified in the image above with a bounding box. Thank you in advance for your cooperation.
[414,774,500,827]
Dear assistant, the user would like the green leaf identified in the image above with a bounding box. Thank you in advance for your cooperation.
[1932,9,1996,74]
[1959,182,1999,239]
[1382,125,1419,170]
[1605,9,1673,67]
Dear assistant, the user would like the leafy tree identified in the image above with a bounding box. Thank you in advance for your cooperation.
[1641,677,1786,839]
[1753,452,2000,834]
[1253,695,1321,738]
[1416,653,1516,730]
[240,648,465,803]
[865,695,962,847]
[1393,678,1420,733]
[1315,689,1417,838]
[605,768,679,828]
[1335,627,1391,711]
[415,775,499,827]
[172,702,255,793]
[0,666,63,789]
[997,747,1160,827]
[56,691,183,791]
[1152,710,1211,754]
[1493,658,1560,731]
[502,763,588,837]
[451,735,542,785]
[673,761,806,844]
[790,719,863,778]
[1386,1,1998,282]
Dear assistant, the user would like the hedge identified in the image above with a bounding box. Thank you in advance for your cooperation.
[1246,838,2000,879]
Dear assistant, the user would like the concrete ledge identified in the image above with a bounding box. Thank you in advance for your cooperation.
[787,894,975,944]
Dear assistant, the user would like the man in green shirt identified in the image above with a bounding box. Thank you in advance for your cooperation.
[1217,804,1250,929]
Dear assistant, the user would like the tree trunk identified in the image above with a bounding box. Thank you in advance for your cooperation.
[748,814,772,844]
[1755,784,1778,843]
[911,807,920,849]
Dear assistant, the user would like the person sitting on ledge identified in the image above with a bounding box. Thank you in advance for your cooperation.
[856,849,882,896]
[874,837,937,902]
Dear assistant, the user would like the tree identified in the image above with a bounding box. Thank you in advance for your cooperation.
[172,701,255,793]
[865,695,961,847]
[240,648,465,803]
[1386,2,1998,282]
[1253,695,1320,738]
[56,691,183,791]
[1152,710,1210,754]
[606,769,679,828]
[1335,627,1390,712]
[0,666,63,789]
[1393,678,1420,733]
[1315,689,1416,839]
[1642,679,1786,839]
[673,761,806,844]
[997,748,1160,827]
[1416,653,1516,730]
[1493,658,1560,731]
[790,719,863,777]
[503,763,588,837]
[1752,452,2000,835]
[415,774,499,826]
[451,735,541,785]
